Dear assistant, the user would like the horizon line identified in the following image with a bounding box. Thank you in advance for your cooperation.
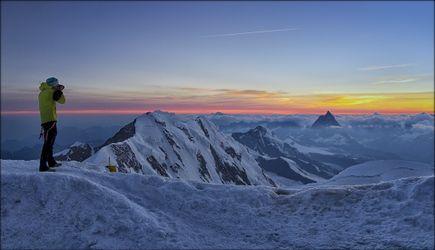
[1,109,433,116]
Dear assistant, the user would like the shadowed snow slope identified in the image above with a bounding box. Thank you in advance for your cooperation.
[1,160,434,249]
[325,160,434,185]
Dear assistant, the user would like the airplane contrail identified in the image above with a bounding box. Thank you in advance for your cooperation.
[201,28,300,38]
[358,63,414,71]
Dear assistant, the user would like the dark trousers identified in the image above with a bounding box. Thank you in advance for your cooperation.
[40,121,57,169]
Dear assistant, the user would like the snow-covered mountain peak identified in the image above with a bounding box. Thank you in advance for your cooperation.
[233,126,281,152]
[86,112,274,186]
[233,126,345,183]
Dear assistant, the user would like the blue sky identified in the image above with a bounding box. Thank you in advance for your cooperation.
[1,1,434,114]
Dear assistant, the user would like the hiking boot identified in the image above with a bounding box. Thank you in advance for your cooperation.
[39,166,56,172]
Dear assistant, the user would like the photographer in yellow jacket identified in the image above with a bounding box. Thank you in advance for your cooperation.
[38,77,66,172]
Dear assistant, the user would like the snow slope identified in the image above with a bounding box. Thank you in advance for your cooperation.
[325,160,434,185]
[2,160,433,249]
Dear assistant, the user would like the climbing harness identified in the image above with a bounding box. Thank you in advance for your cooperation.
[39,122,57,141]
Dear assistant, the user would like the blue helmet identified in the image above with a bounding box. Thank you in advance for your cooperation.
[46,77,59,87]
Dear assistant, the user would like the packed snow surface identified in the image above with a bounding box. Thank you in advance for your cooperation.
[325,160,434,185]
[1,160,434,249]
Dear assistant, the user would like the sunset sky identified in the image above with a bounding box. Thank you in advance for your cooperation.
[1,1,434,115]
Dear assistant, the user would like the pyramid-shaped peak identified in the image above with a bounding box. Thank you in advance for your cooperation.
[312,111,340,128]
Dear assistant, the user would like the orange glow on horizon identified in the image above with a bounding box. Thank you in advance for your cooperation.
[2,108,433,116]
[2,91,433,115]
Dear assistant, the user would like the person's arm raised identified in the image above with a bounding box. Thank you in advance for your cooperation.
[53,85,66,104]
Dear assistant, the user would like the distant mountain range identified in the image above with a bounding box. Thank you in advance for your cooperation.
[54,111,390,185]
[5,111,432,186]
[232,126,362,184]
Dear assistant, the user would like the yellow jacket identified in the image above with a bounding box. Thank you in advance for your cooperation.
[38,82,66,124]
